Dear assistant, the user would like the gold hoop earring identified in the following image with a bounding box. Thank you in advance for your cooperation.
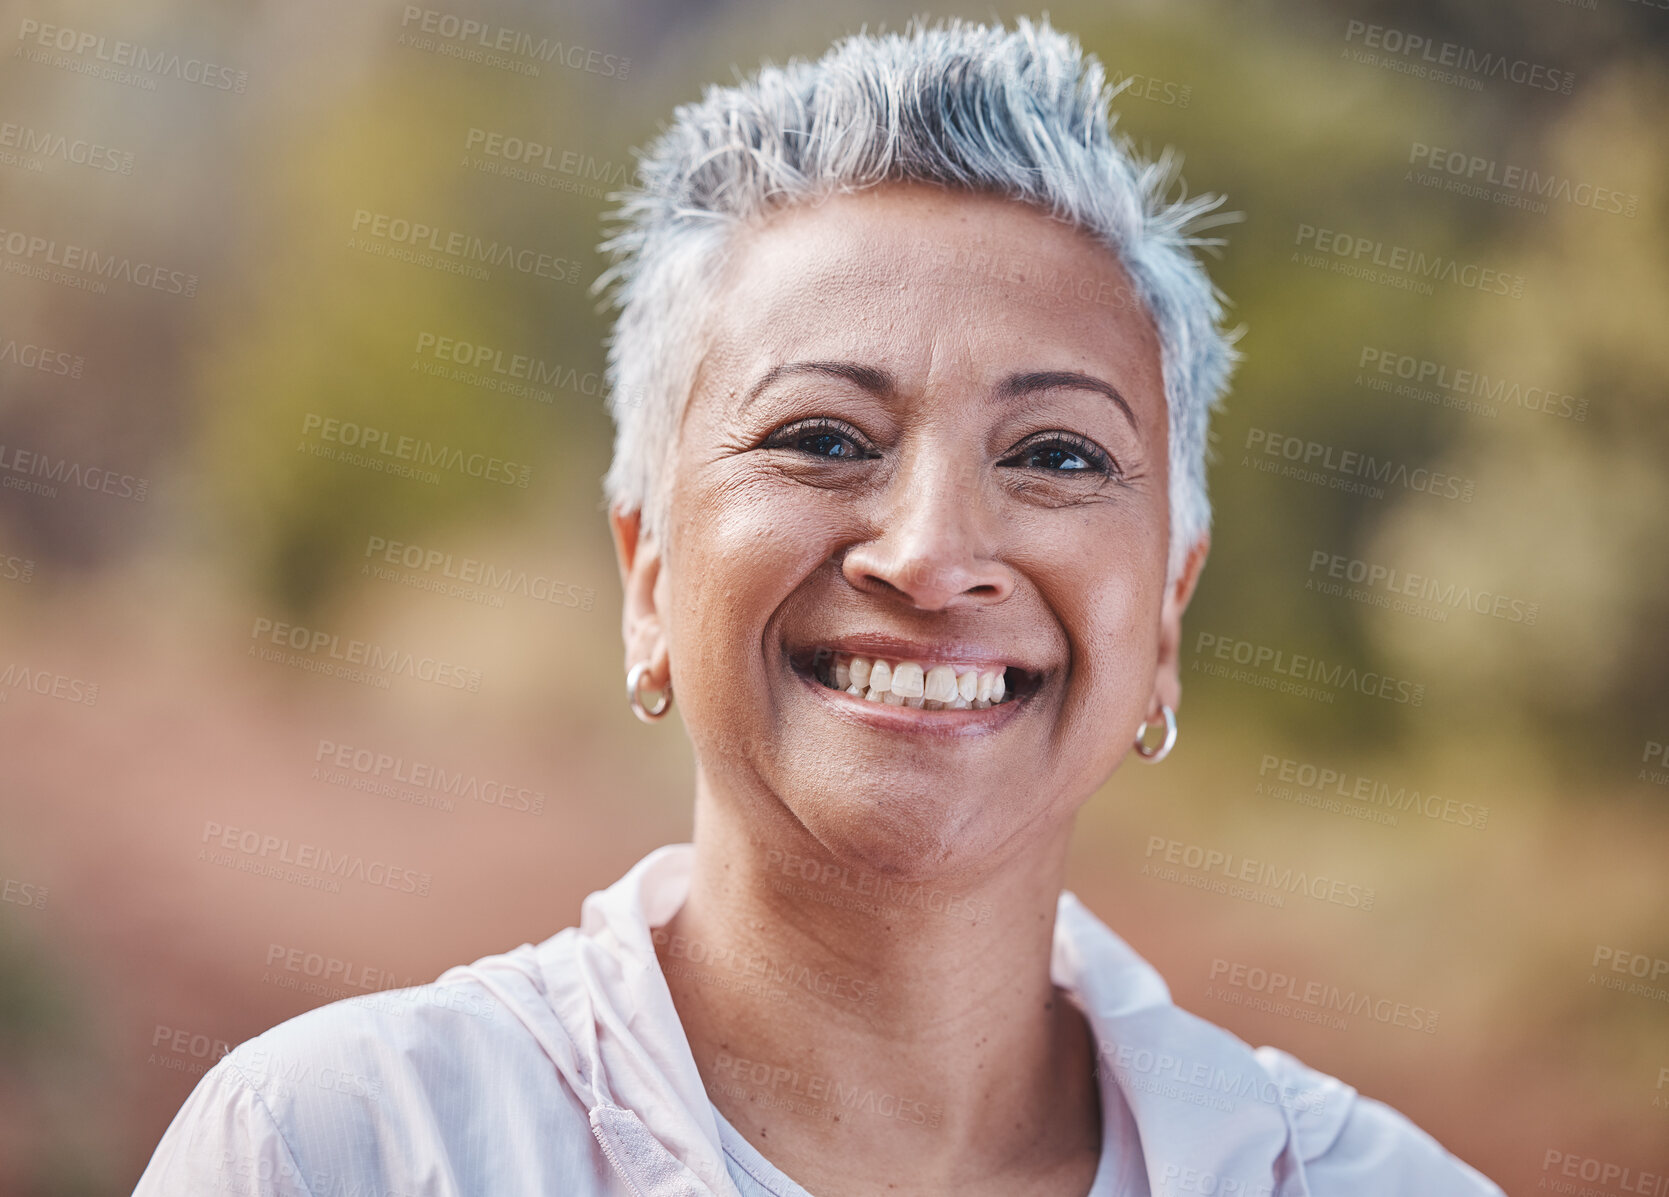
[1134,704,1177,763]
[626,661,673,723]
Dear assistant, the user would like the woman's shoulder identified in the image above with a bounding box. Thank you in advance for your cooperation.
[1130,1004,1502,1193]
[132,939,605,1196]
[225,969,526,1098]
[1250,1044,1504,1195]
[1059,897,1502,1194]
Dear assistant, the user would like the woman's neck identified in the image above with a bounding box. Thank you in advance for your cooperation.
[654,785,1104,1197]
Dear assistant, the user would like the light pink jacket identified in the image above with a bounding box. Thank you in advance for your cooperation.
[133,844,1504,1196]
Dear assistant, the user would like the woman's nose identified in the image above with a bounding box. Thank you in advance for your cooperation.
[839,457,1015,610]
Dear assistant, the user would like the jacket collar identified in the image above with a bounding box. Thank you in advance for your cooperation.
[1053,891,1344,1195]
[451,844,1342,1196]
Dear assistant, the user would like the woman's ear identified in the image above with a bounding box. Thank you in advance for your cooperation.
[609,506,671,685]
[1151,534,1209,717]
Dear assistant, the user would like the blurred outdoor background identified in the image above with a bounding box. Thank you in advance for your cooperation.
[1,0,1665,1192]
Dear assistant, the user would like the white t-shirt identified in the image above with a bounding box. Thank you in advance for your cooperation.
[133,843,1504,1196]
[710,1065,1133,1196]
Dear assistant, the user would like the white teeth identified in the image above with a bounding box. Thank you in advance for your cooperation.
[924,665,957,702]
[816,651,1017,709]
[890,661,925,699]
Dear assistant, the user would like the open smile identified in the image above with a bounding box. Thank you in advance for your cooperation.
[787,643,1042,723]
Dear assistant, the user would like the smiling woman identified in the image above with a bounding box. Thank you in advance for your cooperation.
[134,16,1503,1197]
[635,182,1181,890]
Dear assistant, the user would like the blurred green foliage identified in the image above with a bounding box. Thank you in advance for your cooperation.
[0,0,1657,784]
[0,3,1664,1192]
[162,0,1668,763]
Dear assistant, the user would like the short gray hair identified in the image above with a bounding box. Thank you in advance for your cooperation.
[593,15,1240,577]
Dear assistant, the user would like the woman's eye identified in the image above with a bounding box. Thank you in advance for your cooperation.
[763,421,872,459]
[1024,444,1093,471]
[1001,436,1113,475]
[798,431,861,458]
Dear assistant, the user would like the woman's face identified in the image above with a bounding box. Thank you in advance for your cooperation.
[616,182,1203,880]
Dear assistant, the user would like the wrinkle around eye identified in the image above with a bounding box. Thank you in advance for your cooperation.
[762,420,876,460]
[1002,464,1145,509]
[743,450,883,492]
[1001,441,1112,476]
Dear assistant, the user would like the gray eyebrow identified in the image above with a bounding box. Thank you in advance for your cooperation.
[997,370,1137,432]
[743,362,1136,432]
[743,361,895,407]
